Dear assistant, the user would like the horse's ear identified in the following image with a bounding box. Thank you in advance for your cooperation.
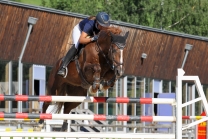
[124,31,129,39]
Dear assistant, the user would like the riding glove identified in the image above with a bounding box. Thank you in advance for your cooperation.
[91,35,98,42]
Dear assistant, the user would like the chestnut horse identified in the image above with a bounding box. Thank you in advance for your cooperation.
[37,26,129,131]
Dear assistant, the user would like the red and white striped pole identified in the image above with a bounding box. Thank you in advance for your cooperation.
[0,114,205,121]
[0,95,175,104]
[0,113,176,122]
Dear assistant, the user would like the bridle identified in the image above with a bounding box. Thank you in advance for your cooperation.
[95,33,125,71]
[95,32,127,87]
[108,42,125,70]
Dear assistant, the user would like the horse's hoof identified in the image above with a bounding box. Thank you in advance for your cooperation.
[33,123,44,131]
[99,84,107,92]
[99,84,103,90]
[89,92,97,96]
[38,123,44,128]
[89,92,96,96]
[33,126,42,131]
[60,122,68,132]
[60,129,67,132]
[88,86,97,96]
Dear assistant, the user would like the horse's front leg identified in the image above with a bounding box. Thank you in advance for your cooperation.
[99,70,117,92]
[89,64,101,95]
[100,80,116,91]
[100,78,116,93]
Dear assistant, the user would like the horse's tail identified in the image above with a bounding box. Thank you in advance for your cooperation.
[48,59,66,114]
[47,59,63,96]
[55,102,64,114]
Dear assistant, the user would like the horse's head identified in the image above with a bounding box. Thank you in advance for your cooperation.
[109,31,129,77]
[97,27,129,77]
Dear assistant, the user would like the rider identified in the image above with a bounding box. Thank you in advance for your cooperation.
[57,12,111,77]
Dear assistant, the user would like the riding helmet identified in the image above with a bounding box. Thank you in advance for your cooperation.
[96,12,110,27]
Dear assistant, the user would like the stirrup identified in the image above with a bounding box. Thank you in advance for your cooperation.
[63,66,68,78]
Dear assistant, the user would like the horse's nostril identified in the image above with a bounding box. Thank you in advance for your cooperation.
[117,70,120,76]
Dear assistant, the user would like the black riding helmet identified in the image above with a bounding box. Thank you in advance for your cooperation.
[96,12,110,27]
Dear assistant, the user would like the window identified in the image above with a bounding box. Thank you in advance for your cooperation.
[171,81,176,93]
[22,63,33,112]
[163,80,169,93]
[136,77,144,115]
[98,91,104,114]
[127,77,136,125]
[0,61,8,110]
[108,86,116,115]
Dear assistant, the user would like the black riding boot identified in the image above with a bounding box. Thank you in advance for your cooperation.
[57,44,77,77]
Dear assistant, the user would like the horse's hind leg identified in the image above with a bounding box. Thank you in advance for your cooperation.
[39,102,51,123]
[60,102,73,132]
[35,91,53,131]
[36,81,58,131]
[60,85,87,132]
[60,102,82,131]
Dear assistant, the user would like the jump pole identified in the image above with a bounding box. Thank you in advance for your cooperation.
[0,113,176,122]
[0,132,175,138]
[0,95,175,104]
[0,115,200,121]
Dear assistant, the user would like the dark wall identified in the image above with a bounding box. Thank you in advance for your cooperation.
[1,2,208,84]
[0,3,81,66]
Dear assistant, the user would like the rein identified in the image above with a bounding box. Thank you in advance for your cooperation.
[95,33,123,87]
[96,38,124,70]
[96,41,114,70]
[75,57,91,89]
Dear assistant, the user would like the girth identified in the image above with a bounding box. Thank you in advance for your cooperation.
[75,58,91,89]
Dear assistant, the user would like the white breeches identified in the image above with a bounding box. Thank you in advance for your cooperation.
[72,24,82,49]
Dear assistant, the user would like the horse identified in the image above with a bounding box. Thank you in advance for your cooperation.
[37,26,129,131]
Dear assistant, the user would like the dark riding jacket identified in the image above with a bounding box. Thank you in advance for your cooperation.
[79,18,100,36]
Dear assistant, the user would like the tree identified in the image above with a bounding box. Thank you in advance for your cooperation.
[41,0,105,15]
[42,0,208,36]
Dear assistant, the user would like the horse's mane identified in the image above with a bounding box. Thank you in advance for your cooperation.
[104,26,122,35]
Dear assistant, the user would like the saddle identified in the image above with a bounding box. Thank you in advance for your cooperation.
[73,44,85,61]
